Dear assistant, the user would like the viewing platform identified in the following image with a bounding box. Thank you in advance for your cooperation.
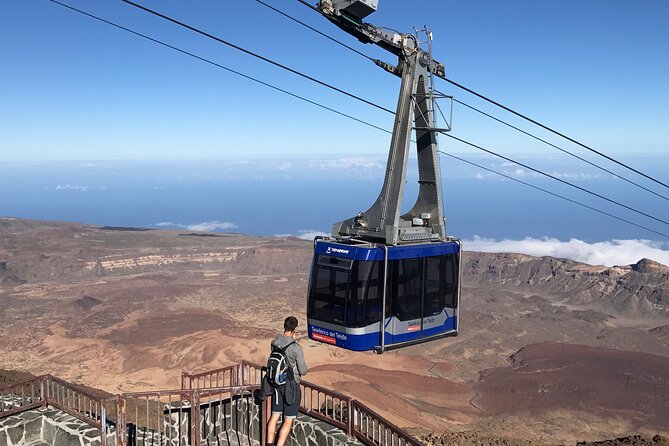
[0,361,422,446]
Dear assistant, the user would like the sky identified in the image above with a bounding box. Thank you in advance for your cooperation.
[1,0,669,265]
[2,0,669,161]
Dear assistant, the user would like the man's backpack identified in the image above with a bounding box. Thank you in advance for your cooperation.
[266,341,296,387]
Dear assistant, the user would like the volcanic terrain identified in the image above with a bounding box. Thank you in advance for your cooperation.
[1,217,668,445]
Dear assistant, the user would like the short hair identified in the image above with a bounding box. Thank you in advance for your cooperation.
[284,316,298,332]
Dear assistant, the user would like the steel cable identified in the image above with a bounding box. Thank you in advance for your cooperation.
[442,133,669,228]
[49,0,669,238]
[283,0,669,194]
[438,151,669,239]
[118,0,395,114]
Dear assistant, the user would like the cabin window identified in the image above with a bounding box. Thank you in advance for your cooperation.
[393,258,422,321]
[311,255,349,325]
[444,254,458,308]
[363,261,384,325]
[346,262,369,327]
[423,255,445,316]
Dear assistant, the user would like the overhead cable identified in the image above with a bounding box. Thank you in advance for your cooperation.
[438,151,669,239]
[449,97,669,202]
[440,77,669,191]
[253,0,374,62]
[442,133,669,228]
[50,0,668,238]
[284,0,669,192]
[48,0,391,136]
[118,0,394,115]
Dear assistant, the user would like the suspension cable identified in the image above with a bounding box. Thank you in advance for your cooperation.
[440,77,669,191]
[442,133,669,228]
[50,0,669,237]
[48,0,391,136]
[253,0,374,62]
[284,0,669,192]
[118,0,394,114]
[448,97,669,202]
[438,151,669,239]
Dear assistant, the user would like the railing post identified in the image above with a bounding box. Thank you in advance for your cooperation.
[190,390,200,446]
[261,397,271,446]
[100,405,107,446]
[40,376,46,408]
[347,398,353,437]
[118,395,126,446]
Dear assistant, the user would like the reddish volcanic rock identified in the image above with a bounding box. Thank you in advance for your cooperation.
[476,343,669,430]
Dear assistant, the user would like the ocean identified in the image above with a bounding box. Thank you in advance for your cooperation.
[1,155,668,265]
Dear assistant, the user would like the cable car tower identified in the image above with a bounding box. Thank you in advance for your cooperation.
[307,0,461,352]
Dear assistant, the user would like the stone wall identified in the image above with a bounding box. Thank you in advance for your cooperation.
[0,408,113,446]
[0,396,363,446]
[281,414,362,446]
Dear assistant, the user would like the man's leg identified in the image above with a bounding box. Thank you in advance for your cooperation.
[276,417,294,446]
[266,412,281,445]
[267,387,284,445]
[276,384,300,446]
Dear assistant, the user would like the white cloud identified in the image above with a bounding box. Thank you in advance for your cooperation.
[54,184,107,192]
[307,157,385,172]
[464,236,669,267]
[154,221,237,232]
[275,229,328,240]
[186,221,237,231]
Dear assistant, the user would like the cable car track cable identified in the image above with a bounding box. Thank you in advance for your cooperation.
[253,0,375,62]
[116,0,394,115]
[49,0,669,238]
[47,0,391,136]
[447,97,669,202]
[438,77,669,191]
[442,133,669,228]
[282,0,669,192]
[438,151,669,239]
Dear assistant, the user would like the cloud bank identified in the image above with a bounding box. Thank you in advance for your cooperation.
[155,221,237,232]
[464,236,669,267]
[275,229,328,240]
[55,184,107,192]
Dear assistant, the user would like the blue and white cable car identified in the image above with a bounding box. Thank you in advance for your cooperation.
[307,0,462,352]
[307,239,460,352]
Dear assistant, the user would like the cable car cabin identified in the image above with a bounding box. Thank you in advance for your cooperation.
[307,238,460,352]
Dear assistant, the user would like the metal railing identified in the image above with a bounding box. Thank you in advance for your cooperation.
[0,375,47,418]
[181,364,239,390]
[0,375,110,446]
[115,385,260,446]
[183,362,423,446]
[351,400,422,446]
[0,362,424,446]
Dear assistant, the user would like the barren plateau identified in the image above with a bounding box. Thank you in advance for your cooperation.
[1,217,668,445]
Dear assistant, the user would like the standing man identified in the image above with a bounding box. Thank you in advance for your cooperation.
[266,316,308,446]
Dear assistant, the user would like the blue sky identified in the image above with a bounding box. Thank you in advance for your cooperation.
[2,0,669,161]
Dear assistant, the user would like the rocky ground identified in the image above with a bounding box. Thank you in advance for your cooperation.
[1,217,668,445]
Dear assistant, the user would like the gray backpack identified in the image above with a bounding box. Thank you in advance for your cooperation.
[266,341,295,387]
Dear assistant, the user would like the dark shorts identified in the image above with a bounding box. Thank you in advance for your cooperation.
[271,385,301,418]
